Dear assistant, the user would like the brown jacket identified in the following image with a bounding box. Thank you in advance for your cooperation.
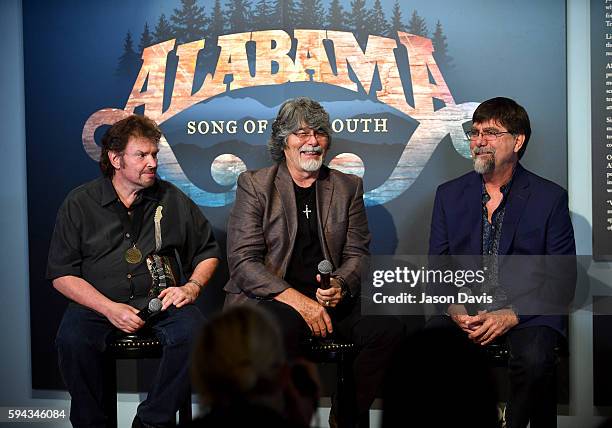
[224,162,371,306]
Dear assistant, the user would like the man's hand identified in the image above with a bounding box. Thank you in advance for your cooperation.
[158,282,199,310]
[315,275,343,308]
[103,302,144,333]
[276,288,333,337]
[297,296,333,337]
[467,309,519,345]
[446,304,479,334]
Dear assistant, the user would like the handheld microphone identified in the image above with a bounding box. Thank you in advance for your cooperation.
[459,288,477,316]
[137,297,162,321]
[317,260,333,290]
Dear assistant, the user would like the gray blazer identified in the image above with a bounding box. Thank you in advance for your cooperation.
[224,161,371,306]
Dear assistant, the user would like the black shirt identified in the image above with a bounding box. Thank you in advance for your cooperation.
[284,182,324,299]
[46,177,221,307]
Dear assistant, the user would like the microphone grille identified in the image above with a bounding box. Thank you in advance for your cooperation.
[148,298,162,313]
[317,260,333,275]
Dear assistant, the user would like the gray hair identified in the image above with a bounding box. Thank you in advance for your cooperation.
[268,97,333,162]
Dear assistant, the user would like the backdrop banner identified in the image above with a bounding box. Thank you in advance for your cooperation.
[23,0,567,389]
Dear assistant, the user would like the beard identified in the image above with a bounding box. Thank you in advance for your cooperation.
[472,148,495,175]
[299,156,324,172]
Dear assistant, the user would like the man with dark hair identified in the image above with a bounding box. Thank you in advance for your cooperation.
[225,97,402,427]
[429,97,576,428]
[47,114,221,428]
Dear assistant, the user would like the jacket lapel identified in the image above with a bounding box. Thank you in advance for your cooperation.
[316,167,334,263]
[465,172,483,255]
[275,162,298,250]
[499,164,530,255]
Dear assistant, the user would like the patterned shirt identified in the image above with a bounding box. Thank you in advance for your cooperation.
[480,175,514,311]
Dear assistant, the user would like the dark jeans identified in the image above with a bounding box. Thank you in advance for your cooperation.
[55,304,204,428]
[427,316,561,428]
[257,297,403,422]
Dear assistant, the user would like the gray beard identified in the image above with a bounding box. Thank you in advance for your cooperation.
[299,157,323,172]
[473,155,495,175]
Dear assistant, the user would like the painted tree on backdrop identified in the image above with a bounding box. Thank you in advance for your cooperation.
[326,0,346,30]
[432,20,453,70]
[208,0,226,38]
[138,23,153,53]
[227,0,252,33]
[347,0,370,44]
[407,9,428,37]
[116,31,140,77]
[171,0,208,43]
[368,0,387,36]
[297,0,326,29]
[153,13,174,44]
[273,0,299,31]
[253,0,275,30]
[388,0,406,37]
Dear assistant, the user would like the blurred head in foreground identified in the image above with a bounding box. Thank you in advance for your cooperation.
[191,305,319,427]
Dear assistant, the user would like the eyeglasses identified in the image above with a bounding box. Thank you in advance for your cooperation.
[292,129,328,142]
[465,129,513,142]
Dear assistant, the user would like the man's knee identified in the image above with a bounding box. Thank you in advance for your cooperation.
[55,308,107,354]
[154,304,205,346]
[354,316,404,348]
[508,327,559,383]
[511,349,556,382]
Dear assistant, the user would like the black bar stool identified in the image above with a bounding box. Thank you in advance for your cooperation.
[302,338,369,428]
[103,329,192,427]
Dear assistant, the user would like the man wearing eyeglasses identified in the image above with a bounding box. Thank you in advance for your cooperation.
[225,97,402,427]
[428,97,576,428]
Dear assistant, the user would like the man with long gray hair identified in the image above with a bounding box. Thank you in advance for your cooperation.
[225,97,402,427]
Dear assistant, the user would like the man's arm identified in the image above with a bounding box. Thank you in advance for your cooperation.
[159,257,219,310]
[428,186,472,326]
[53,275,144,333]
[327,176,371,298]
[227,172,295,297]
[157,186,222,310]
[429,186,450,256]
[543,190,577,306]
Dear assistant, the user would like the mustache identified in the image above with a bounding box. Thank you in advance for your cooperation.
[300,146,323,154]
[473,147,495,155]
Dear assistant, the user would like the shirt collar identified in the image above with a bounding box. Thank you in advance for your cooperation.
[480,168,516,203]
[100,176,161,207]
[100,177,118,207]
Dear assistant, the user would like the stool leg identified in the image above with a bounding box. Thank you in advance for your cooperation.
[336,354,354,428]
[103,355,118,428]
[178,388,192,425]
[337,355,369,428]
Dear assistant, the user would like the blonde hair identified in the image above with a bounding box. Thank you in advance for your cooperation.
[191,305,285,405]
